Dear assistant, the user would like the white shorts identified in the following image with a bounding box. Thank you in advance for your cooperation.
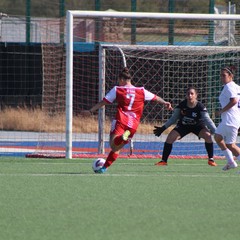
[215,122,238,144]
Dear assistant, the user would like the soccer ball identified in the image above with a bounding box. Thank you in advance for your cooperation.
[92,158,106,173]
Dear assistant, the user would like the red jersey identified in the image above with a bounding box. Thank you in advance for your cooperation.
[103,85,157,130]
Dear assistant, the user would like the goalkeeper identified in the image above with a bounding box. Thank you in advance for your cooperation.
[153,86,217,166]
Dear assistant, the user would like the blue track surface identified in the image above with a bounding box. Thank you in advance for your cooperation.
[0,141,224,157]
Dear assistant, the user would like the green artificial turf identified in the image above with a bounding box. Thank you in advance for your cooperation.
[0,157,239,240]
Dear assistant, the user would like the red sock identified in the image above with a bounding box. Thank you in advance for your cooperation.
[104,151,119,168]
[113,135,124,146]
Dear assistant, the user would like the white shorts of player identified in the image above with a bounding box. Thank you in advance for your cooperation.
[215,122,239,144]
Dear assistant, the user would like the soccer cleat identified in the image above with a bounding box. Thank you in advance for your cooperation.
[155,161,168,166]
[208,159,217,167]
[96,166,107,174]
[222,161,238,171]
[122,130,131,141]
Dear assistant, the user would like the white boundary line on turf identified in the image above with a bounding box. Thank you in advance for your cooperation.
[0,162,226,166]
[0,173,239,177]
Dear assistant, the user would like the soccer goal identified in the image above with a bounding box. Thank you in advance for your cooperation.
[26,10,240,159]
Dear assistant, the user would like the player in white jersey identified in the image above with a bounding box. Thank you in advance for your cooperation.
[214,66,240,171]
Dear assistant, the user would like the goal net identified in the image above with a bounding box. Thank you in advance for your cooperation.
[95,44,240,159]
[22,10,240,159]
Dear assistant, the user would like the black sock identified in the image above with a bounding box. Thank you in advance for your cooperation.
[162,142,172,162]
[205,142,213,159]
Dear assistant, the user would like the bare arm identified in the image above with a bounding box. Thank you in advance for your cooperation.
[81,100,109,116]
[155,96,173,111]
[215,97,238,116]
[90,100,109,113]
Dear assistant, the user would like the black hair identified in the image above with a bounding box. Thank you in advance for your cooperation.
[119,67,131,80]
[186,86,198,94]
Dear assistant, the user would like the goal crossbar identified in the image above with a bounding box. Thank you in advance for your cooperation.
[67,10,240,21]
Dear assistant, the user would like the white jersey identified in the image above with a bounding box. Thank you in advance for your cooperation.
[219,81,240,128]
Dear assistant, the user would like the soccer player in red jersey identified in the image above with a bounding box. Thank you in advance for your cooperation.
[82,67,172,173]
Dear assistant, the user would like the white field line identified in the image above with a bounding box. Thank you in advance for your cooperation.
[0,172,239,177]
[0,162,226,166]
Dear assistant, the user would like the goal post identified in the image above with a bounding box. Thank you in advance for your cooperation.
[66,10,74,159]
[64,10,240,159]
[98,44,106,155]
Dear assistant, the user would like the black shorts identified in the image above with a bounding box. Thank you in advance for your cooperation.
[173,125,204,139]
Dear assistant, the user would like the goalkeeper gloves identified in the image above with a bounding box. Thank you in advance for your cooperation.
[153,125,166,137]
